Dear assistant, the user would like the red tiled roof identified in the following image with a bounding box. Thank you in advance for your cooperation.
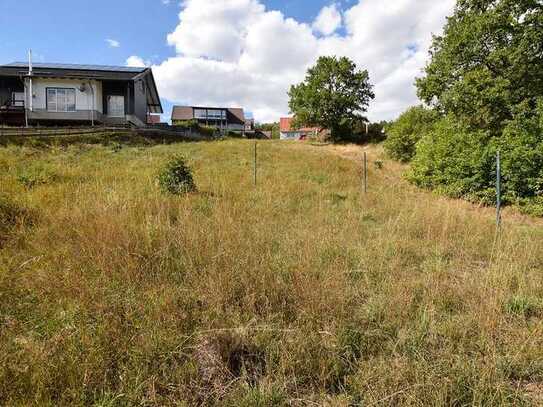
[280,117,320,133]
[147,114,161,124]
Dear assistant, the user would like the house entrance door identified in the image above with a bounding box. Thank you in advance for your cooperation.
[107,95,125,117]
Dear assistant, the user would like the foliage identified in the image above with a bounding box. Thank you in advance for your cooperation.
[409,116,497,204]
[416,0,543,135]
[384,106,441,162]
[17,165,59,189]
[199,125,219,138]
[157,155,197,195]
[504,295,542,318]
[172,119,199,129]
[172,120,219,138]
[255,122,280,139]
[409,99,543,207]
[341,119,389,144]
[288,56,375,141]
[406,0,543,211]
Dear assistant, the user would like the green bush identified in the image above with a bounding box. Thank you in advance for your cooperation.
[172,119,199,129]
[384,106,440,162]
[199,125,218,138]
[409,100,543,208]
[17,165,59,189]
[157,155,197,195]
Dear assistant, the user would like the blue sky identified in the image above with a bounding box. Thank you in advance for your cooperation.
[0,0,454,122]
[0,0,334,66]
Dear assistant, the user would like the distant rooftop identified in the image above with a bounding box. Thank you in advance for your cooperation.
[2,62,146,73]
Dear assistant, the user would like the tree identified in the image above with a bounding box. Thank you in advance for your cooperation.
[288,56,375,140]
[416,0,543,134]
[255,122,280,139]
[404,0,543,214]
[384,106,441,162]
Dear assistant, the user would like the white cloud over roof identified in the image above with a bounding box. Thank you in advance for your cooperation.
[141,0,455,123]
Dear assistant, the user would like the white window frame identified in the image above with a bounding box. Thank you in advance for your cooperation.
[11,92,25,107]
[47,88,76,113]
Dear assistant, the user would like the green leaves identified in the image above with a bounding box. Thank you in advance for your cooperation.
[157,155,197,195]
[384,106,440,163]
[288,56,375,140]
[416,0,543,134]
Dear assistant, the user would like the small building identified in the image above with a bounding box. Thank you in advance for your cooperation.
[171,105,246,133]
[245,118,255,132]
[0,62,163,127]
[279,117,324,140]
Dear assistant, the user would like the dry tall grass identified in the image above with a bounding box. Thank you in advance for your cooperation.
[1,139,543,406]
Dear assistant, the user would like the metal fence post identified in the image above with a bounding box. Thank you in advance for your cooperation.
[254,141,257,186]
[363,151,368,193]
[496,151,502,228]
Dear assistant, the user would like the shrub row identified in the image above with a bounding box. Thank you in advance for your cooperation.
[385,100,543,215]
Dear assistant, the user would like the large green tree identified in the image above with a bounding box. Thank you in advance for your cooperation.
[416,0,543,134]
[408,0,543,213]
[288,56,375,140]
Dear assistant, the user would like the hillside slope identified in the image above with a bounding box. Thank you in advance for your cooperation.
[1,139,542,405]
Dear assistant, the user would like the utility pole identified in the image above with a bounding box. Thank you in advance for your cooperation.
[254,141,257,186]
[363,151,368,193]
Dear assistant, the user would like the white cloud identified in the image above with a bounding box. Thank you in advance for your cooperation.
[313,3,342,36]
[106,39,121,48]
[152,0,455,123]
[126,55,150,67]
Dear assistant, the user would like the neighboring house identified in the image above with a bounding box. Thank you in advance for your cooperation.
[171,106,246,132]
[245,118,255,132]
[279,117,324,140]
[147,114,162,125]
[0,62,163,127]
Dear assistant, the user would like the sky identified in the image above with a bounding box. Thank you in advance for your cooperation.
[0,0,455,123]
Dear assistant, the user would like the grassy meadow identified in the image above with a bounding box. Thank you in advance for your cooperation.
[1,138,543,405]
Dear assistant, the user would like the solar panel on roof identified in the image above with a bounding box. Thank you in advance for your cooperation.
[2,62,146,73]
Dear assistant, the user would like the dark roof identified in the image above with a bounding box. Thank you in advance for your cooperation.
[228,107,245,123]
[172,106,245,124]
[0,62,147,81]
[0,62,163,114]
[4,62,146,73]
[172,106,195,121]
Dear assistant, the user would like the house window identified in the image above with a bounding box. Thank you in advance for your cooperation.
[194,108,226,120]
[47,88,76,112]
[194,109,207,119]
[12,92,25,107]
[207,109,225,119]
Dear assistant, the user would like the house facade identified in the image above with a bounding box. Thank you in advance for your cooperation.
[279,117,323,140]
[0,62,162,127]
[171,106,246,132]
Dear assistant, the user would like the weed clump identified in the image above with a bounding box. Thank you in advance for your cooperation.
[0,195,34,246]
[157,155,197,195]
[504,295,542,318]
[17,165,59,189]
